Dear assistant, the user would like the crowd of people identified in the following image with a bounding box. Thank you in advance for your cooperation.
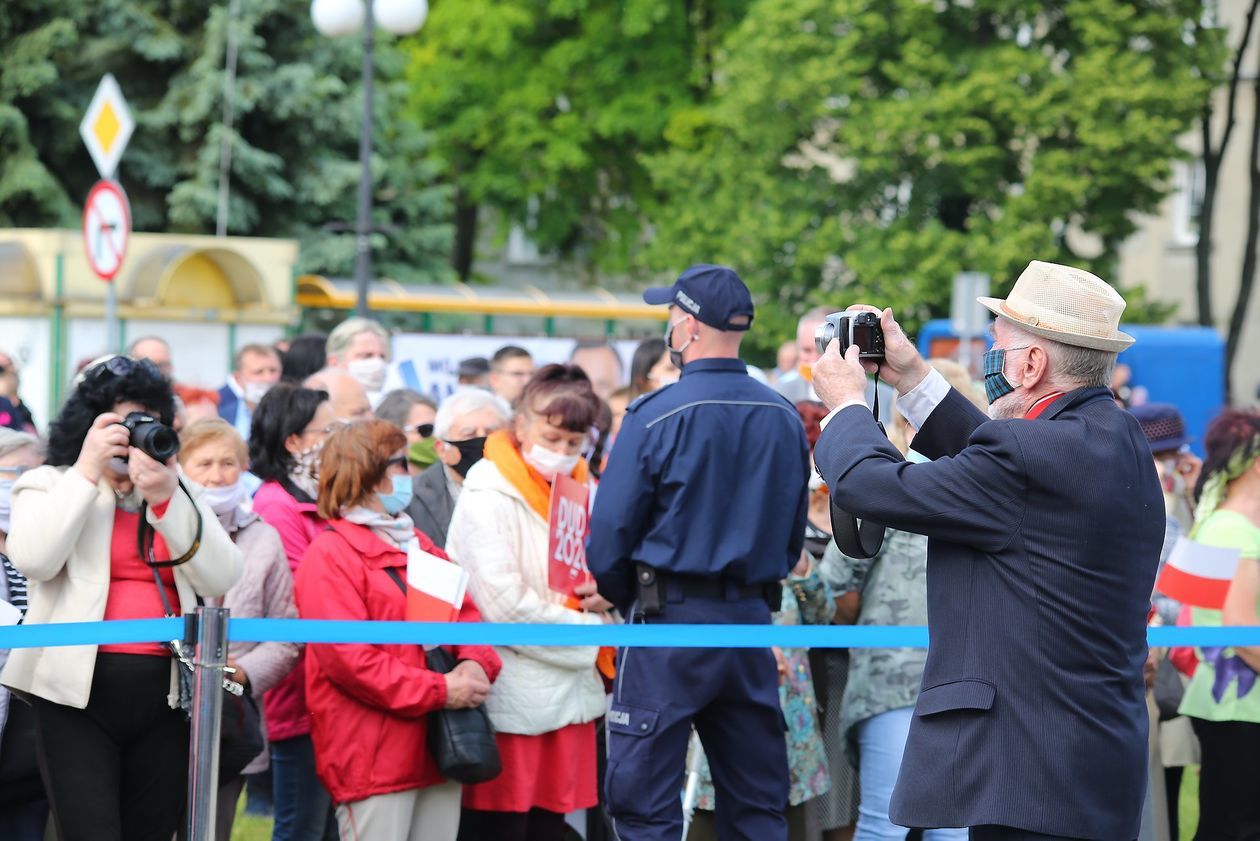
[0,278,1256,841]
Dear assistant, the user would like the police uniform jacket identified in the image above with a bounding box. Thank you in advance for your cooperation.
[813,385,1164,840]
[588,357,810,613]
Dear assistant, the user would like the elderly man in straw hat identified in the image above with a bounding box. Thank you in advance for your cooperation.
[810,261,1165,841]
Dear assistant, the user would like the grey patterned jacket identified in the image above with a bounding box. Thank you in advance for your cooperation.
[820,529,930,759]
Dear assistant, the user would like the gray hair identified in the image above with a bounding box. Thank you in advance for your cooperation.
[1003,319,1116,389]
[375,389,438,428]
[326,317,390,361]
[0,428,43,461]
[434,388,511,440]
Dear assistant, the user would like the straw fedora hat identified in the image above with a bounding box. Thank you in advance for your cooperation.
[978,260,1135,352]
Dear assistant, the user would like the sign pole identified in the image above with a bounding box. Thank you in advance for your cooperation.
[106,284,119,353]
[80,75,135,347]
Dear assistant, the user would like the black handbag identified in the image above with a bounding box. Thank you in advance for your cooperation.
[1154,655,1186,722]
[383,567,501,784]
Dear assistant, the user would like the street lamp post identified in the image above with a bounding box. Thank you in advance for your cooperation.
[311,0,429,317]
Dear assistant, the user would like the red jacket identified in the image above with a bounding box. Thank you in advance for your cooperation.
[253,480,327,741]
[294,519,502,805]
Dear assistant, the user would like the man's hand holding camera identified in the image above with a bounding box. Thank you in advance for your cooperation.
[812,306,932,410]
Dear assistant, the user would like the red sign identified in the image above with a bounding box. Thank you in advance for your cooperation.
[548,474,591,598]
[82,180,131,282]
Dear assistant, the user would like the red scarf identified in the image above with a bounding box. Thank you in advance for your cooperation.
[1025,392,1065,420]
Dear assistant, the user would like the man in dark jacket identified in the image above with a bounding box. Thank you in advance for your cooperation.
[810,261,1164,841]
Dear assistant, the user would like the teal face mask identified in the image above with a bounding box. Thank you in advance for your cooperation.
[377,474,413,516]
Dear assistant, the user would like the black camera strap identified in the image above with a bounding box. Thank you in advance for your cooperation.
[827,365,887,560]
[138,478,204,569]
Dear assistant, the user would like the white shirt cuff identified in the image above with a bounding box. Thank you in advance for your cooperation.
[896,368,951,430]
[819,399,871,432]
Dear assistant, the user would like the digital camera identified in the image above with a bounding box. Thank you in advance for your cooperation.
[122,412,180,462]
[814,311,886,359]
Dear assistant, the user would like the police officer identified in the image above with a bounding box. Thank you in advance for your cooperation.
[588,264,810,841]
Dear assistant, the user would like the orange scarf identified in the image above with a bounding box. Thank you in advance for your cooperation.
[483,431,615,679]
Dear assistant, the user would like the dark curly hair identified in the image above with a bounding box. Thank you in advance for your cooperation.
[46,357,176,467]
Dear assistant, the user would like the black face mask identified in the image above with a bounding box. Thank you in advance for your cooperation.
[447,436,488,477]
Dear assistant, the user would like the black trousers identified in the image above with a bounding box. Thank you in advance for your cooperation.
[1189,717,1260,841]
[32,653,190,841]
[969,828,1102,841]
[457,807,569,841]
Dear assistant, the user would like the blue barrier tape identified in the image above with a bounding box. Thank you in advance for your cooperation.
[1,619,1259,649]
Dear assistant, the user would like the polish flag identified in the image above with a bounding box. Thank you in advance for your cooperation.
[405,543,469,623]
[1155,536,1241,610]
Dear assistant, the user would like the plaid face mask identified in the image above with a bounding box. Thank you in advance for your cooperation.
[982,347,1027,404]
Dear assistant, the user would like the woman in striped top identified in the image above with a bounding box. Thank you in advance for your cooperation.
[0,427,47,841]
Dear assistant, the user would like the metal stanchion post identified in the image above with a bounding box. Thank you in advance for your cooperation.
[186,606,230,841]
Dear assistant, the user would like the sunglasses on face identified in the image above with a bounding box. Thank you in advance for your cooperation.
[385,455,411,472]
[412,423,434,439]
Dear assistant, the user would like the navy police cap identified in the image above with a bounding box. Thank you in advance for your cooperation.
[642,264,755,332]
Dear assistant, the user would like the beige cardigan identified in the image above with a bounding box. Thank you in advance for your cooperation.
[1,465,243,709]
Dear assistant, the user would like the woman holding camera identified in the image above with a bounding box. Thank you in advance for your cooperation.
[178,418,300,841]
[0,355,242,841]
[295,420,501,841]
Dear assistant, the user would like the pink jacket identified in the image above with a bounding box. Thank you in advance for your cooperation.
[252,480,326,742]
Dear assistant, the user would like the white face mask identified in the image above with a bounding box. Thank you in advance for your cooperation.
[200,481,248,516]
[347,357,388,392]
[108,456,131,478]
[242,381,272,406]
[523,443,581,481]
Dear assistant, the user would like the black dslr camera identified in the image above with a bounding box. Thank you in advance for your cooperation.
[122,412,180,462]
[815,311,885,359]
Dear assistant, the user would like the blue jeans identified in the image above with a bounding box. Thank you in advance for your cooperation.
[270,735,339,841]
[854,706,968,841]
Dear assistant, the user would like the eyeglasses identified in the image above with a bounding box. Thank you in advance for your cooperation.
[301,421,343,437]
[412,423,435,439]
[385,455,411,472]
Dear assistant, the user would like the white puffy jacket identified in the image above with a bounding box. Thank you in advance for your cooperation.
[445,458,606,736]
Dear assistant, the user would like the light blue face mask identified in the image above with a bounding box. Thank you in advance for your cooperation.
[377,474,413,516]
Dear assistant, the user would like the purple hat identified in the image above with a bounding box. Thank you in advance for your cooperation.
[1130,403,1191,453]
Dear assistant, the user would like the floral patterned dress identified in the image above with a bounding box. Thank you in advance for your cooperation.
[688,566,834,809]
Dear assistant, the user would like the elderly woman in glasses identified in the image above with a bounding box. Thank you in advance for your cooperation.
[0,355,241,841]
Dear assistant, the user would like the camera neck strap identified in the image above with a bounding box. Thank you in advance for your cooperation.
[138,478,205,571]
[827,365,887,560]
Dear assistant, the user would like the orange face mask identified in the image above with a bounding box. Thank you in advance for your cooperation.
[799,364,813,383]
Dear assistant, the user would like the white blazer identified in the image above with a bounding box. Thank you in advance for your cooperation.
[1,465,243,709]
[445,458,606,736]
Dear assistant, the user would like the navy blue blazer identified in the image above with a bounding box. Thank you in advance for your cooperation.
[814,386,1163,840]
[217,383,239,425]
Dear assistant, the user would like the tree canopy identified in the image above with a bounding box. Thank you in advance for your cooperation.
[643,0,1220,355]
[0,0,451,282]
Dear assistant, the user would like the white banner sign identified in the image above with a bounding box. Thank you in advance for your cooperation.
[386,334,639,405]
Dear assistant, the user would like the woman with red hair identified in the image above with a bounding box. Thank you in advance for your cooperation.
[294,420,501,841]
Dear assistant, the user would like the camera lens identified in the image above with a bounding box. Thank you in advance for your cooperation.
[124,413,180,462]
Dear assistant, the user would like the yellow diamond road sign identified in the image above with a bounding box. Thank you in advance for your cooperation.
[80,74,134,180]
